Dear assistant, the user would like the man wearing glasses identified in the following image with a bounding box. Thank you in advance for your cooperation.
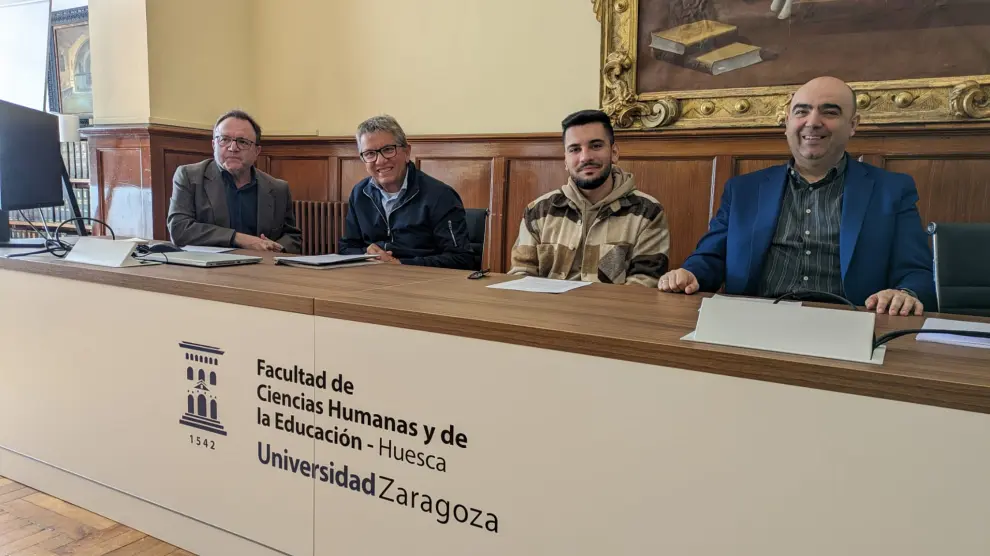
[167,110,302,253]
[338,115,474,269]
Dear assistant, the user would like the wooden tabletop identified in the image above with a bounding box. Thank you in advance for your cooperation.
[0,249,456,315]
[3,249,990,415]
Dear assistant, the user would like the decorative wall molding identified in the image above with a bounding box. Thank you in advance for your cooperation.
[593,0,990,130]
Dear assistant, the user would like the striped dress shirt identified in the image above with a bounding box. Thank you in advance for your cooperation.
[758,155,847,301]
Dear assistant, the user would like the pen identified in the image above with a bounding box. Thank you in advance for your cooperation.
[448,220,458,247]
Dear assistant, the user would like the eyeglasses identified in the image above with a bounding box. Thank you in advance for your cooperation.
[467,268,491,280]
[359,144,399,163]
[214,135,256,149]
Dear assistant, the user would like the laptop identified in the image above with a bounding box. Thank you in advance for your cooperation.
[138,251,263,268]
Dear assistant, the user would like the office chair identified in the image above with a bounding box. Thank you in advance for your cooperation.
[464,208,489,271]
[928,222,990,317]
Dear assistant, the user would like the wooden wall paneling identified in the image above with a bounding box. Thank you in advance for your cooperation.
[711,155,733,220]
[98,146,152,239]
[845,124,990,158]
[417,157,496,270]
[256,141,355,202]
[256,155,271,174]
[327,157,340,201]
[149,127,211,240]
[417,158,493,210]
[860,154,885,167]
[885,158,990,226]
[617,136,791,169]
[489,157,508,272]
[82,123,990,277]
[411,134,563,161]
[735,157,788,176]
[266,157,333,202]
[84,127,157,239]
[339,158,367,202]
[162,152,211,180]
[502,159,569,271]
[86,134,104,231]
[621,158,716,270]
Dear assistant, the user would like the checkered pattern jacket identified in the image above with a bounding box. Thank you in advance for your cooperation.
[508,167,670,287]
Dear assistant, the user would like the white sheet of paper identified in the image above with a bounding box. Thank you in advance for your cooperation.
[487,277,591,294]
[916,317,990,350]
[182,245,236,254]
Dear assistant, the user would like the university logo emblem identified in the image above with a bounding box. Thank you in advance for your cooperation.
[178,341,228,436]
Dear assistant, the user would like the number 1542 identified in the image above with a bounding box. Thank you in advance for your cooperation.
[190,435,215,450]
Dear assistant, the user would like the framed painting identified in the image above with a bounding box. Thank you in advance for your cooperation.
[46,6,91,121]
[595,0,990,129]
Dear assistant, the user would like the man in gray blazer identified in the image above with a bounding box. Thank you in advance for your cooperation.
[167,110,302,253]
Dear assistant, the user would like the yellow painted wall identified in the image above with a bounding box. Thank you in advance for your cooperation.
[146,0,255,129]
[256,0,602,136]
[250,0,325,136]
[89,0,151,124]
[92,0,601,135]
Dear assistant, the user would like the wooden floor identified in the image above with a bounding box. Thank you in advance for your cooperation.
[0,477,192,556]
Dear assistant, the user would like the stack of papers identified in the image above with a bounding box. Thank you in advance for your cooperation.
[273,253,380,269]
[916,318,990,350]
[487,277,591,294]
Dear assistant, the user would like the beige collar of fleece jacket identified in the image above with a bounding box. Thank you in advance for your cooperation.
[560,166,636,211]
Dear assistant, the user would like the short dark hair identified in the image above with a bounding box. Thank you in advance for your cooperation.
[561,109,614,144]
[215,110,262,144]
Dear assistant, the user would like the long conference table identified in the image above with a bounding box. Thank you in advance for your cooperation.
[1,249,989,556]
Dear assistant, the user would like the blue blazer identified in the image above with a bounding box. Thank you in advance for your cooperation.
[682,159,936,309]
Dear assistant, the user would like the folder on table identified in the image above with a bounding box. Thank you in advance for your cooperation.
[273,253,380,269]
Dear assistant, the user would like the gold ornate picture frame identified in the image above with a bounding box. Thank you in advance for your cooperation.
[595,0,990,130]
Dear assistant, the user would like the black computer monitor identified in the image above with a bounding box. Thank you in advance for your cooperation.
[0,99,83,247]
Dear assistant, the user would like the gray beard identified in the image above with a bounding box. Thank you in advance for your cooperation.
[216,156,253,184]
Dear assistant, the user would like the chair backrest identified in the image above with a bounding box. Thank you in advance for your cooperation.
[929,221,990,317]
[464,208,489,270]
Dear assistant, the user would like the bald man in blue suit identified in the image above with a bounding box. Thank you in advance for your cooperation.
[659,77,936,316]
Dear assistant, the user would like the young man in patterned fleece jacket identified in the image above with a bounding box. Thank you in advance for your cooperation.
[508,110,671,287]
